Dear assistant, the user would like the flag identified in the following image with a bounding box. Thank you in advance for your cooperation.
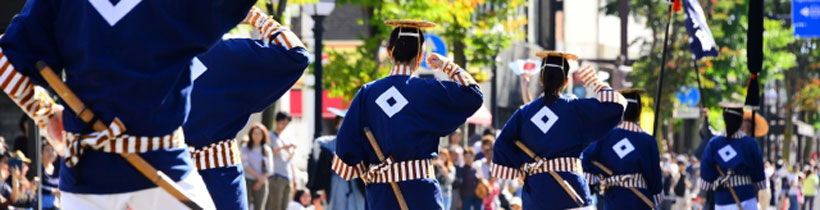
[683,0,719,60]
[507,59,542,76]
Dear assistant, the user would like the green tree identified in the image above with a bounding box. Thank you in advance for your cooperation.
[323,0,525,100]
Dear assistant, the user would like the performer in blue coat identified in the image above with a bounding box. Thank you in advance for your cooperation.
[183,7,308,210]
[0,0,254,209]
[699,103,766,210]
[490,52,627,210]
[331,20,484,210]
[581,89,663,210]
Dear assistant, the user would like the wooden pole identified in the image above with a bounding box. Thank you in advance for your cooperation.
[714,164,743,210]
[363,127,410,210]
[514,141,585,207]
[37,61,203,210]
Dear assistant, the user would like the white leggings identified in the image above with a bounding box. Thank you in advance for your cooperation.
[716,198,759,210]
[61,171,216,210]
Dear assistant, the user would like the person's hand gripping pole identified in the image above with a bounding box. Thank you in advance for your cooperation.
[37,61,204,210]
[363,127,410,210]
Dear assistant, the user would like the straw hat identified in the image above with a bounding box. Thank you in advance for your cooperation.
[535,51,578,60]
[384,20,436,29]
[743,111,769,137]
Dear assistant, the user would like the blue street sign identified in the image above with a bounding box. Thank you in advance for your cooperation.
[675,86,700,108]
[793,0,820,38]
[420,34,447,69]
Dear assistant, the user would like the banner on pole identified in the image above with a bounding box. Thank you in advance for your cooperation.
[683,0,719,60]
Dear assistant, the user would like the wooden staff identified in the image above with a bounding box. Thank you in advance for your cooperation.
[37,61,203,210]
[363,127,410,210]
[514,141,585,207]
[591,161,655,209]
[714,164,743,210]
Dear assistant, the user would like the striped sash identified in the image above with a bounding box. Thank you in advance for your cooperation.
[190,139,241,170]
[700,175,754,190]
[521,157,583,176]
[600,173,647,189]
[361,157,435,184]
[64,126,186,167]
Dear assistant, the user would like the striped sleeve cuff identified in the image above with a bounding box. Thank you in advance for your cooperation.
[699,178,715,191]
[755,180,767,190]
[331,154,366,180]
[0,48,57,129]
[441,61,477,87]
[653,193,663,205]
[270,30,305,50]
[244,7,305,50]
[578,65,626,107]
[490,162,523,180]
[577,65,606,91]
[597,89,628,107]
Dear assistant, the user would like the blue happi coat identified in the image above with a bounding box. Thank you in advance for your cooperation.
[491,68,626,209]
[332,62,483,210]
[0,0,254,194]
[699,132,765,206]
[183,9,308,209]
[581,121,663,210]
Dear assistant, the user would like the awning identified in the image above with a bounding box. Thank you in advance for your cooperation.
[289,89,344,119]
[466,105,492,126]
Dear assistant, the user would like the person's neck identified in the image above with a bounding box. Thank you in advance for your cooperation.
[275,129,284,135]
[389,63,417,76]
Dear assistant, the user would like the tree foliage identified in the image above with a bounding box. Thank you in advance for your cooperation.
[322,0,525,101]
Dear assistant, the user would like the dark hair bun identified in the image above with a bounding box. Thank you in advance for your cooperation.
[387,28,425,64]
[540,56,570,104]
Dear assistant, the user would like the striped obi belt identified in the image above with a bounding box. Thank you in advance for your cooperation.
[491,157,583,180]
[599,173,648,189]
[521,157,583,176]
[701,174,756,190]
[360,156,435,184]
[190,139,242,170]
[63,118,187,167]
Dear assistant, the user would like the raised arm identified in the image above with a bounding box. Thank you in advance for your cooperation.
[419,53,484,136]
[573,65,627,142]
[243,7,304,52]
